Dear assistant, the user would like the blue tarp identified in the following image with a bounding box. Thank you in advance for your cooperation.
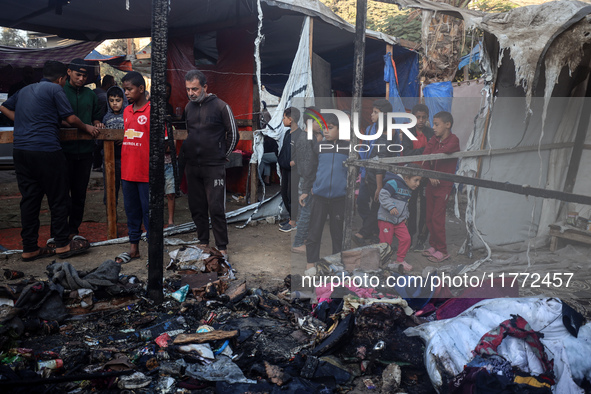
[458,43,481,70]
[423,81,453,126]
[84,49,124,61]
[384,51,419,111]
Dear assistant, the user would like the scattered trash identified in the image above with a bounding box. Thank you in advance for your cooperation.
[170,284,189,302]
[3,269,24,280]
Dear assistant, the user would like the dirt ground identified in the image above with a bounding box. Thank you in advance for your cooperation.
[0,167,476,292]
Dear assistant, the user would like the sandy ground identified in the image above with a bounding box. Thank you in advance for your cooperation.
[0,167,476,291]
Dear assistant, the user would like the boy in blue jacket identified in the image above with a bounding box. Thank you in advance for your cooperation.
[299,113,349,268]
[378,164,422,271]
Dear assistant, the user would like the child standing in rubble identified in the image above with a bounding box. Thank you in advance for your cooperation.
[377,164,423,272]
[299,113,349,269]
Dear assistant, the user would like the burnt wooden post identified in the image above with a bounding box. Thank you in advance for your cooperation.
[342,0,367,251]
[147,0,169,304]
[563,80,591,196]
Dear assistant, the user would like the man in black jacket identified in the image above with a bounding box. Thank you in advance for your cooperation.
[184,70,239,259]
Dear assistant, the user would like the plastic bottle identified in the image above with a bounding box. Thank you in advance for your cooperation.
[37,359,63,371]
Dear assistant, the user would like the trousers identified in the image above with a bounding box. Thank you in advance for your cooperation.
[14,149,71,252]
[186,164,228,250]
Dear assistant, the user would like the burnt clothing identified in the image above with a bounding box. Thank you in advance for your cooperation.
[183,94,239,167]
[186,164,228,250]
[2,78,74,152]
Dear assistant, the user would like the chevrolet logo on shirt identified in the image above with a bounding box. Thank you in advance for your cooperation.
[124,129,144,139]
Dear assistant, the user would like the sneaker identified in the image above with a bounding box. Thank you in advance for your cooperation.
[291,244,306,254]
[279,222,296,232]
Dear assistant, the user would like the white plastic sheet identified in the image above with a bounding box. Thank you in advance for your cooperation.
[404,297,591,393]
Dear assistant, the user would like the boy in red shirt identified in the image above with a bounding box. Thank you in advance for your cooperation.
[120,71,150,261]
[421,111,460,263]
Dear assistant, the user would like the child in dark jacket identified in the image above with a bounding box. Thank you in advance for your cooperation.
[377,165,422,272]
[354,98,396,246]
[299,113,349,268]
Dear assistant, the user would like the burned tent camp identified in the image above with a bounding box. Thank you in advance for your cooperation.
[2,0,591,393]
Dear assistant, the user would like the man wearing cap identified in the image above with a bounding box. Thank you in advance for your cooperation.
[61,58,104,239]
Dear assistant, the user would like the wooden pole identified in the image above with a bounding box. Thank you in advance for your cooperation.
[385,44,393,99]
[342,0,367,252]
[103,141,117,239]
[346,158,591,206]
[146,0,169,304]
[563,77,591,195]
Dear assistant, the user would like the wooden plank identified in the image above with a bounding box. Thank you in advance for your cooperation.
[1,124,251,143]
[104,141,117,239]
[549,228,591,246]
[375,142,573,165]
[550,236,558,252]
[0,131,13,143]
[239,130,253,141]
[385,44,393,99]
[67,295,139,315]
[346,158,591,206]
[563,80,591,195]
[173,330,239,345]
[397,38,420,50]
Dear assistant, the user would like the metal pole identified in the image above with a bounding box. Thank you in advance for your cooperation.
[342,0,367,251]
[147,0,168,304]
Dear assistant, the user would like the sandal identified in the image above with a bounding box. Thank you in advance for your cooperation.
[58,236,90,259]
[422,247,436,257]
[46,238,56,250]
[114,252,138,264]
[22,246,55,262]
[427,251,450,263]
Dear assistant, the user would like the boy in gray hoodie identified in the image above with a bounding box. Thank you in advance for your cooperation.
[377,164,422,271]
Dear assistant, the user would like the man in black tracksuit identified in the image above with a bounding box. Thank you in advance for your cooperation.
[183,70,238,258]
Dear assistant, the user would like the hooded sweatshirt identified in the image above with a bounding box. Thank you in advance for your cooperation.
[377,173,412,225]
[102,86,129,160]
[102,86,129,130]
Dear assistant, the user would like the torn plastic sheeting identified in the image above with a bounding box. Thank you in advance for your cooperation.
[404,297,591,393]
[185,355,256,384]
[87,192,283,248]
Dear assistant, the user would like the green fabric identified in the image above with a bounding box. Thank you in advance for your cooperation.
[62,80,102,154]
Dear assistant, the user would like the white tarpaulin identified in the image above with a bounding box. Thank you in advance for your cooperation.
[405,297,591,393]
[251,16,315,168]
